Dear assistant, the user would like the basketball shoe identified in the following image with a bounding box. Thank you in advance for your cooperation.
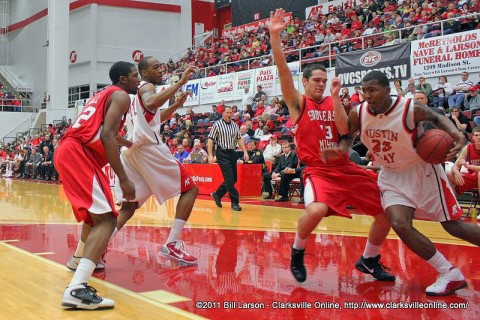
[355,255,396,281]
[61,283,115,310]
[426,267,467,296]
[66,252,107,271]
[159,240,198,265]
[290,247,307,282]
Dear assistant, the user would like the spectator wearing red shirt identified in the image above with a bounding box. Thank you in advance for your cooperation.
[350,16,363,32]
[340,23,352,38]
[216,100,226,114]
[253,100,266,119]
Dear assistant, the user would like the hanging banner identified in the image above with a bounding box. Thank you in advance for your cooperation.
[216,73,236,101]
[182,79,200,107]
[233,70,256,100]
[275,61,300,96]
[335,42,411,86]
[306,0,356,18]
[254,66,276,97]
[410,30,480,78]
[199,76,218,105]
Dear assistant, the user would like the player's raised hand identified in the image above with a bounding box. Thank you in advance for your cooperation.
[330,77,342,97]
[179,66,197,85]
[176,91,193,105]
[269,8,289,35]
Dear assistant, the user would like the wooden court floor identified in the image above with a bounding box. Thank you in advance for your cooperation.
[1,178,480,320]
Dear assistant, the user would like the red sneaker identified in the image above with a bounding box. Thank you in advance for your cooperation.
[158,240,198,265]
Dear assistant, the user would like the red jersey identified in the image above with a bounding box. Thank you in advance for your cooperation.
[61,85,126,167]
[466,143,480,173]
[294,96,348,167]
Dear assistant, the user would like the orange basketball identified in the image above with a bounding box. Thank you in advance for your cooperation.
[416,129,454,164]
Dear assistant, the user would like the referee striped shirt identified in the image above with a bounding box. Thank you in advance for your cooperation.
[208,119,241,150]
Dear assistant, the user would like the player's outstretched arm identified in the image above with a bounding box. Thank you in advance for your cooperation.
[269,8,302,122]
[330,77,348,135]
[141,66,196,113]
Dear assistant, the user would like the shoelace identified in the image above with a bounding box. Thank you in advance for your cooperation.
[432,273,450,287]
[375,260,392,272]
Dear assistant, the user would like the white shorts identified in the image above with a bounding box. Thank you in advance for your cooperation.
[115,143,194,207]
[378,161,463,222]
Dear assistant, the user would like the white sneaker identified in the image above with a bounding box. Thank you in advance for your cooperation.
[66,255,106,271]
[61,283,114,309]
[426,267,467,296]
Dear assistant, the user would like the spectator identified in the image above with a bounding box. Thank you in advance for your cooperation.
[448,106,472,139]
[242,86,254,108]
[209,105,222,122]
[394,79,405,97]
[254,85,266,102]
[174,144,189,163]
[416,76,433,95]
[404,83,416,99]
[262,142,298,200]
[39,145,54,180]
[182,138,191,153]
[162,124,175,139]
[39,134,53,155]
[449,72,474,109]
[23,147,42,178]
[465,86,480,113]
[183,141,208,164]
[239,140,265,165]
[264,98,279,116]
[350,86,365,106]
[276,100,289,117]
[432,75,454,109]
[263,135,282,163]
[239,125,251,144]
[216,100,226,114]
[253,100,266,119]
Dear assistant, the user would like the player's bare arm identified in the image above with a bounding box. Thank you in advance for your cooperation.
[451,146,467,185]
[116,133,133,148]
[141,66,196,113]
[414,100,466,158]
[331,77,348,135]
[269,8,302,122]
[102,91,135,200]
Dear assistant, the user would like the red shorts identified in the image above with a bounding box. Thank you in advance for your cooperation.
[455,172,478,194]
[303,164,384,218]
[55,139,117,225]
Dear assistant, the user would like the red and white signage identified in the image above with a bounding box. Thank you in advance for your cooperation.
[305,0,356,19]
[222,12,292,39]
[132,50,144,63]
[70,51,77,63]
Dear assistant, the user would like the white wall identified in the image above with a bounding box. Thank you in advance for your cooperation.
[0,112,34,139]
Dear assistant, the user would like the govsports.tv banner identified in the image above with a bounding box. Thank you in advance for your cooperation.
[335,42,411,86]
[410,29,480,78]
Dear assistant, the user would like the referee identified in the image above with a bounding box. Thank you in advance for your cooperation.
[208,106,249,211]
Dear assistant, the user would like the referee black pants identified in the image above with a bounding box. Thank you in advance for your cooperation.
[215,149,239,204]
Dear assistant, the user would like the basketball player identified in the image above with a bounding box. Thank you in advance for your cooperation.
[57,61,138,309]
[447,127,480,202]
[67,58,199,267]
[328,70,480,296]
[269,8,394,284]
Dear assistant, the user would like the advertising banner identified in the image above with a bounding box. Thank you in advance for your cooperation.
[234,70,256,100]
[199,76,218,105]
[216,73,236,101]
[254,66,276,97]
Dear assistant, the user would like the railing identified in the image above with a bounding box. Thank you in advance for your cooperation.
[0,65,31,92]
[164,13,479,80]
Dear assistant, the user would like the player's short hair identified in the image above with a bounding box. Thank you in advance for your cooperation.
[109,61,135,84]
[138,56,155,73]
[362,71,389,87]
[473,126,480,134]
[302,63,327,80]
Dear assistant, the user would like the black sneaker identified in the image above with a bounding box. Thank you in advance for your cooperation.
[355,255,396,281]
[211,192,222,208]
[290,247,307,282]
[61,283,115,309]
[231,203,242,211]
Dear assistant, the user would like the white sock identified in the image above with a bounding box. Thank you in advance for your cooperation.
[73,240,85,257]
[293,234,307,250]
[110,227,119,241]
[69,258,96,287]
[427,251,452,274]
[166,219,186,243]
[363,240,381,259]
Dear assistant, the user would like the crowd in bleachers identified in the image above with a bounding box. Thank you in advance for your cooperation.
[156,0,480,83]
[0,82,22,111]
[0,120,71,180]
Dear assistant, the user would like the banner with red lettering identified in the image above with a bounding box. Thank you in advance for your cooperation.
[410,30,480,78]
[199,76,218,105]
[335,43,411,86]
[254,66,276,97]
[216,74,236,101]
[305,0,356,19]
[223,13,292,39]
[234,70,256,100]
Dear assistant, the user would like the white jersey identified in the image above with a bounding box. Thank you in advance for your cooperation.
[125,81,162,146]
[116,81,195,206]
[359,96,423,171]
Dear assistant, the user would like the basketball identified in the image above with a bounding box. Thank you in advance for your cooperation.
[416,129,454,164]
